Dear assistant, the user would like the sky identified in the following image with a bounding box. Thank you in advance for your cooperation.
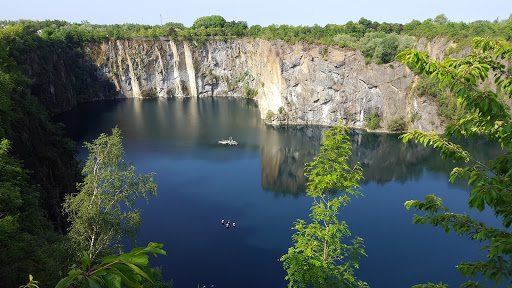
[1,0,511,27]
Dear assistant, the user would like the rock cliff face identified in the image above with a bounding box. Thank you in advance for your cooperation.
[85,38,455,132]
[20,45,117,115]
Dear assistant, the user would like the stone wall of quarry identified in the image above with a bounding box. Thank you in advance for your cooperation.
[83,37,466,132]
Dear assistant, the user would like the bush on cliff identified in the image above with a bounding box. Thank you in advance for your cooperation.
[365,112,381,130]
[387,116,406,132]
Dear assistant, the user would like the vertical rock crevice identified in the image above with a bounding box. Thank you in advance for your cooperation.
[86,38,460,132]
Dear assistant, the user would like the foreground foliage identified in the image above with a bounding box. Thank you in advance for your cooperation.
[0,138,75,287]
[56,242,166,288]
[63,127,157,262]
[398,38,512,286]
[0,140,48,285]
[281,126,367,288]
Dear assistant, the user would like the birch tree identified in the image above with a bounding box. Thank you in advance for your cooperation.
[63,127,157,262]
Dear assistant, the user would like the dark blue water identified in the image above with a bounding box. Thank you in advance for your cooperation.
[56,97,503,288]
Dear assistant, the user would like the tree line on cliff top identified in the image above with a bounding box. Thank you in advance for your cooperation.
[2,14,512,64]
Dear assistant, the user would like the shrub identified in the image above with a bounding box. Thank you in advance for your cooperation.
[413,77,466,123]
[140,89,156,98]
[387,116,406,131]
[365,111,381,130]
[321,47,328,57]
[234,71,249,83]
[266,110,275,120]
[357,32,415,64]
[333,34,356,48]
[180,80,189,96]
[373,34,399,64]
[409,111,421,123]
[244,86,257,98]
[278,106,284,114]
[413,77,443,99]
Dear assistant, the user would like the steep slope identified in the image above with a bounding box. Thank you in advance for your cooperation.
[86,38,452,132]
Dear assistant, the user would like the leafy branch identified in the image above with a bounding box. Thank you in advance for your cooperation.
[56,242,166,288]
[398,38,512,287]
[281,125,368,288]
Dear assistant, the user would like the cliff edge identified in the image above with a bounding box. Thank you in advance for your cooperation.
[83,38,461,132]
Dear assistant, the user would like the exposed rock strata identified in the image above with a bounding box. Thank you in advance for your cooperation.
[84,38,464,133]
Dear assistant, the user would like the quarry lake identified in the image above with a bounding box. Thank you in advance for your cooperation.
[56,97,502,288]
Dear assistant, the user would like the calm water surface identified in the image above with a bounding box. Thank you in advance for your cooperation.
[56,97,502,288]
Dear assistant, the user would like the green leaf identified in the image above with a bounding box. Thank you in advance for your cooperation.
[55,275,77,288]
[101,255,120,265]
[87,278,102,288]
[139,247,166,256]
[109,266,139,288]
[68,269,82,278]
[117,254,149,266]
[93,269,107,276]
[81,251,91,270]
[404,200,414,210]
[125,263,152,282]
[101,273,122,288]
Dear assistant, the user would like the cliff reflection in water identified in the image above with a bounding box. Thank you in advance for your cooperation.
[260,127,502,196]
[260,125,327,196]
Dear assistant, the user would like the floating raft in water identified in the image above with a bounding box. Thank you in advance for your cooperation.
[218,137,238,146]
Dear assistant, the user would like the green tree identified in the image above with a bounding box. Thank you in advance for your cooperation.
[248,25,262,37]
[0,139,56,286]
[365,111,381,130]
[333,34,356,48]
[63,127,157,262]
[398,38,512,286]
[377,23,391,34]
[344,21,365,38]
[358,17,373,31]
[357,32,384,61]
[374,33,399,63]
[0,26,32,139]
[281,126,367,288]
[434,14,449,25]
[192,15,226,29]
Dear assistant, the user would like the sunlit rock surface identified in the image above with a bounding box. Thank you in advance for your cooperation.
[86,38,450,132]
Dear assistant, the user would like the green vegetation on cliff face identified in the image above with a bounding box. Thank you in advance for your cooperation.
[0,139,53,286]
[0,25,83,226]
[0,24,83,287]
[412,77,467,124]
